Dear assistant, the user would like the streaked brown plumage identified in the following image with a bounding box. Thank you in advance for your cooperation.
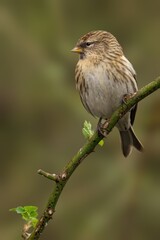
[72,30,143,157]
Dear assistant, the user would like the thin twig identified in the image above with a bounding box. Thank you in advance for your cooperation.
[37,169,60,182]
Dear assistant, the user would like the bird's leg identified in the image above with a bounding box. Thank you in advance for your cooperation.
[97,117,103,130]
[97,117,109,137]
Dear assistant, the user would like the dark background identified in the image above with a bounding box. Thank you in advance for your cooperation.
[0,0,160,239]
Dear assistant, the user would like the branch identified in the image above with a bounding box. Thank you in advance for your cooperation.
[28,77,160,240]
[37,169,60,182]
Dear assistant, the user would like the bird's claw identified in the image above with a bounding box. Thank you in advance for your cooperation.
[97,118,109,137]
[122,92,137,104]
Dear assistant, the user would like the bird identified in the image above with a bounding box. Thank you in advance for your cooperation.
[71,30,143,157]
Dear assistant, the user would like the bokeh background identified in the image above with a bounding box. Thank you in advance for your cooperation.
[1,0,160,239]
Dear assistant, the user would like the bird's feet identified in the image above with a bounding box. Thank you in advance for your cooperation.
[122,92,137,104]
[97,118,109,137]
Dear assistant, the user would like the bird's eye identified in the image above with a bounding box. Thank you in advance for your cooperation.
[86,42,92,47]
[79,41,94,48]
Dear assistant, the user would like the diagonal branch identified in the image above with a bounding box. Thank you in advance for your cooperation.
[28,77,160,240]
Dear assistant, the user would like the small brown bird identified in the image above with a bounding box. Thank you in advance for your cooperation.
[72,30,143,157]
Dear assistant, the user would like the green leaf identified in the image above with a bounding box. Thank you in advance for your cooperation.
[24,206,38,218]
[30,217,38,228]
[82,121,104,147]
[10,206,25,214]
[98,139,104,147]
[10,206,38,228]
[82,121,94,139]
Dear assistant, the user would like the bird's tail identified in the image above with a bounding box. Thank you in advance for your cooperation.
[119,127,144,157]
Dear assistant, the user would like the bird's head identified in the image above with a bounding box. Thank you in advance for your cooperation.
[71,30,123,60]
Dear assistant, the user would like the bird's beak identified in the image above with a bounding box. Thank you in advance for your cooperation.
[71,46,83,54]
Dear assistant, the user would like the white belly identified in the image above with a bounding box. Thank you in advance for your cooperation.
[81,63,137,120]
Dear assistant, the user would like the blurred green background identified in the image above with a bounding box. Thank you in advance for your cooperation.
[0,0,160,239]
